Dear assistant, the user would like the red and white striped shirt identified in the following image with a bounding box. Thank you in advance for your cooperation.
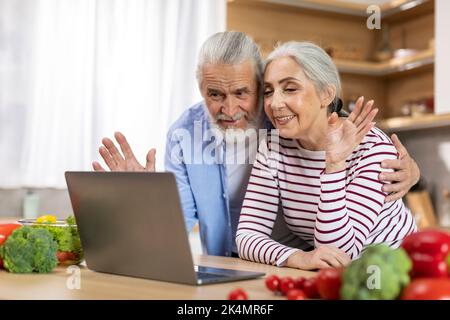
[236,127,417,266]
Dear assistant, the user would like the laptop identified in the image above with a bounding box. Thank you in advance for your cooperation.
[65,171,265,285]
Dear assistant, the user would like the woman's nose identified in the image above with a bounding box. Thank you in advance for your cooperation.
[270,91,284,110]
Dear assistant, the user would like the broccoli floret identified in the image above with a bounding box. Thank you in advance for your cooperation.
[340,244,412,300]
[0,226,58,273]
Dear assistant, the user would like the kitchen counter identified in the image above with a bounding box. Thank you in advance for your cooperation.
[0,255,316,300]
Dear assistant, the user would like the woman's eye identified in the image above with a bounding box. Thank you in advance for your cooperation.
[264,90,273,96]
[284,88,297,93]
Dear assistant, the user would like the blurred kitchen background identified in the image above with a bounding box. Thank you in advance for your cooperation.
[1,0,449,238]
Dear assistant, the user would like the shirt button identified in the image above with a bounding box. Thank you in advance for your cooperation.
[223,193,227,199]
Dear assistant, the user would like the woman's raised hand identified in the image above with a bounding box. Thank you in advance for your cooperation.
[325,97,378,173]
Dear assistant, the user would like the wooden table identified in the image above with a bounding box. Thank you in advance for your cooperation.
[0,255,316,300]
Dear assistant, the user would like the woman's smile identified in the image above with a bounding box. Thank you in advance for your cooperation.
[274,114,297,126]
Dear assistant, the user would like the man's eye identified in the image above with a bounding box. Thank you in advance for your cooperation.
[209,92,222,99]
[284,88,297,92]
[264,90,273,96]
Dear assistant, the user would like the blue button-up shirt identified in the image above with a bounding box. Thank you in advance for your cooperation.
[165,101,271,256]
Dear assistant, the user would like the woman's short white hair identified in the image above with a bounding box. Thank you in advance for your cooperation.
[265,41,342,105]
[196,31,263,88]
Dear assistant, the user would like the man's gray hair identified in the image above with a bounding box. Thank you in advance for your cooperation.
[196,31,263,88]
[265,41,342,105]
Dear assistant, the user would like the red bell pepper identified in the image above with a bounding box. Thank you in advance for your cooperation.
[402,278,450,300]
[0,223,22,268]
[401,229,450,278]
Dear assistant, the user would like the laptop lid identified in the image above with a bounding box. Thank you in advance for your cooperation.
[65,171,198,285]
[65,171,264,286]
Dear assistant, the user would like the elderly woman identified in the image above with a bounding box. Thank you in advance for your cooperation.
[236,42,417,270]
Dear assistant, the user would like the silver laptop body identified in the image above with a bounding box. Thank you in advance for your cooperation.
[65,171,264,285]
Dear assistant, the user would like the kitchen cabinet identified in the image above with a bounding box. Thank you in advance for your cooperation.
[227,0,436,122]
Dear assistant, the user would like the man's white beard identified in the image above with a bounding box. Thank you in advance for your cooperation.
[208,109,263,143]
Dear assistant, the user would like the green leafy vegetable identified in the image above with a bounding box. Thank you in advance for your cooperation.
[340,244,412,300]
[33,215,83,263]
[0,226,58,273]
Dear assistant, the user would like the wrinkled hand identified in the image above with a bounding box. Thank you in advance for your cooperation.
[287,246,351,270]
[92,132,156,172]
[326,97,378,173]
[379,134,420,202]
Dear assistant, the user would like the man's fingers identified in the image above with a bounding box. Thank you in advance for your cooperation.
[385,191,407,203]
[347,96,364,123]
[382,180,408,194]
[381,158,405,171]
[115,132,137,161]
[146,148,156,172]
[102,137,124,164]
[379,169,407,182]
[92,161,106,172]
[391,134,408,157]
[99,146,117,170]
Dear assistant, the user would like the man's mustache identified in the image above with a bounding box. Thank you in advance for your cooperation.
[216,111,248,121]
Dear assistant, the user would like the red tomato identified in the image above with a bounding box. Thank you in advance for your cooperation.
[302,277,320,299]
[402,278,450,300]
[0,223,21,246]
[57,251,78,263]
[56,251,69,262]
[287,289,307,300]
[294,276,307,290]
[265,275,281,292]
[316,268,343,300]
[228,288,248,300]
[279,277,295,295]
[0,224,21,269]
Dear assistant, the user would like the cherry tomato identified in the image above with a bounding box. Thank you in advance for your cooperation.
[228,288,248,300]
[294,276,307,290]
[302,277,320,299]
[287,289,307,300]
[279,277,296,295]
[402,278,450,300]
[265,275,281,292]
[57,251,78,263]
[56,251,69,262]
[316,268,343,300]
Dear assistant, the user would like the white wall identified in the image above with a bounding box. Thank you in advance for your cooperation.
[435,0,450,114]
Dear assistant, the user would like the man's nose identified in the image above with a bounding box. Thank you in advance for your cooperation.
[221,96,239,116]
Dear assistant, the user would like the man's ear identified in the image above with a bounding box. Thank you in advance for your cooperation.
[320,84,336,108]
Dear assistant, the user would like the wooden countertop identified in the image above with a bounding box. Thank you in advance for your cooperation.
[0,255,316,300]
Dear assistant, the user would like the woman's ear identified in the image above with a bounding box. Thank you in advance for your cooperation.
[320,84,336,108]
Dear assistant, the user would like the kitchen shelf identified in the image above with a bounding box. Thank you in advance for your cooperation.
[334,48,434,76]
[379,113,450,133]
[259,0,432,18]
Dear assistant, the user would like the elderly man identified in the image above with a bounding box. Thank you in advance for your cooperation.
[93,31,420,258]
